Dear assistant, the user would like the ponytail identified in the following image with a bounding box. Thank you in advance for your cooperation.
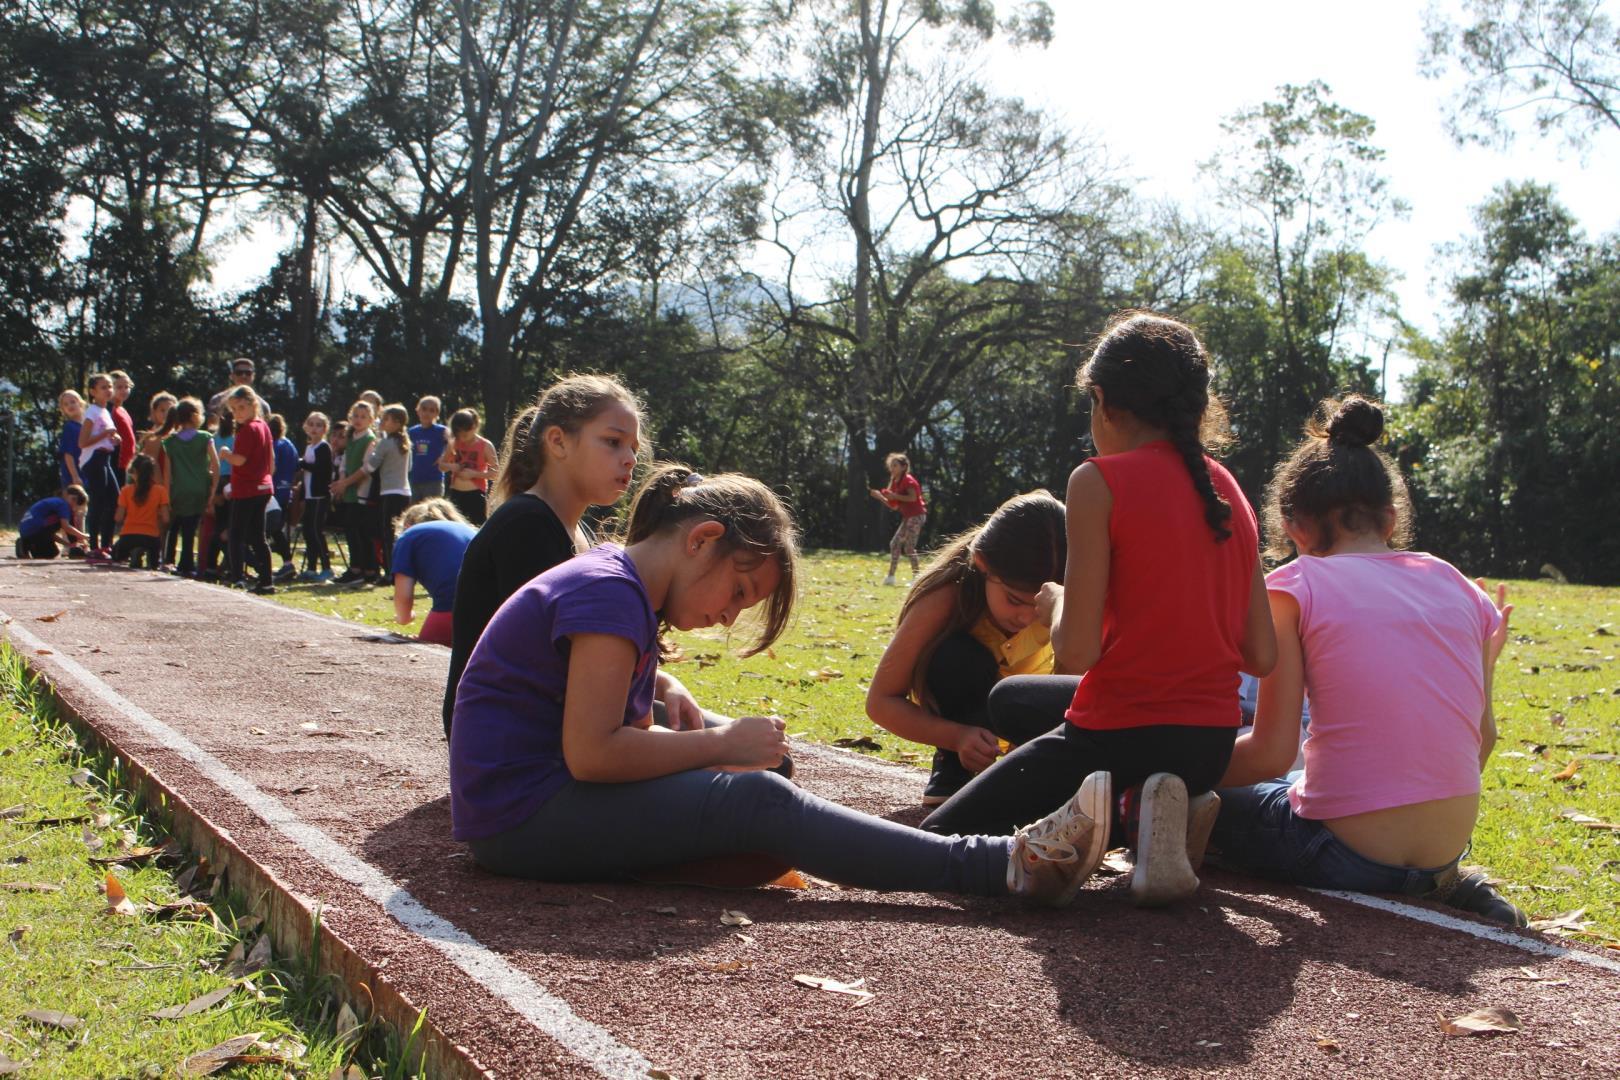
[492,373,645,513]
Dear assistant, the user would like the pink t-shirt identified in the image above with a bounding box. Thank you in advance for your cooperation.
[1269,552,1502,820]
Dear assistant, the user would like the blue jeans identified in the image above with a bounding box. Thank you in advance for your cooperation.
[1211,778,1458,895]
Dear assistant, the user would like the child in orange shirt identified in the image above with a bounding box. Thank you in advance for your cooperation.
[113,455,170,568]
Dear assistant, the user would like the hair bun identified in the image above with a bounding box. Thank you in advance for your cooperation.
[1326,396,1384,448]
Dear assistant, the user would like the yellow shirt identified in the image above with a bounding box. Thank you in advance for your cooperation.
[967,614,1055,678]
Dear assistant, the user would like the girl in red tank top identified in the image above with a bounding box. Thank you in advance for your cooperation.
[922,311,1277,908]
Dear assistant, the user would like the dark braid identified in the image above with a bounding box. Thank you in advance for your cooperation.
[1078,310,1233,543]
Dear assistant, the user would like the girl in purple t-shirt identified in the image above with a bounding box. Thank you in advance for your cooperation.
[449,463,1115,907]
[1210,396,1523,926]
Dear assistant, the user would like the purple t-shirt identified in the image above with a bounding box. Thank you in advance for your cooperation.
[449,545,659,841]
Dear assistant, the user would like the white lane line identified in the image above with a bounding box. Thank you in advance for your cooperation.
[1311,888,1620,975]
[0,613,655,1080]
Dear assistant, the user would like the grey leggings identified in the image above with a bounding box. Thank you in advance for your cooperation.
[468,768,1012,896]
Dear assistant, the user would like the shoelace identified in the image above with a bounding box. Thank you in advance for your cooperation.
[1007,833,1080,895]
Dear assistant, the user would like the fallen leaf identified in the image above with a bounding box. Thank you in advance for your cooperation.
[34,649,51,656]
[1529,908,1590,933]
[793,973,876,1006]
[328,1065,366,1080]
[35,610,68,622]
[1502,966,1569,986]
[650,905,678,916]
[241,933,271,975]
[89,845,166,867]
[1098,848,1134,875]
[178,1033,265,1077]
[67,768,92,787]
[0,882,61,893]
[831,736,882,752]
[149,984,236,1020]
[1551,760,1581,782]
[0,1051,24,1075]
[21,1009,82,1031]
[248,727,267,736]
[334,1001,362,1047]
[149,899,213,921]
[299,721,319,731]
[1438,1006,1522,1036]
[7,926,27,943]
[0,805,22,819]
[719,910,753,927]
[81,825,104,853]
[707,960,745,973]
[104,873,138,917]
[92,812,113,828]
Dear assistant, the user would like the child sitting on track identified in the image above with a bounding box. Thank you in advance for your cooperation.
[442,374,643,735]
[923,311,1277,908]
[390,498,476,646]
[449,463,1114,906]
[112,455,169,568]
[866,491,1068,805]
[1209,396,1525,926]
[15,486,90,559]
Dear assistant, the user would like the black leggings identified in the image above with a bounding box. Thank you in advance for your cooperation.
[82,449,121,549]
[447,487,486,525]
[171,514,201,574]
[922,630,1057,762]
[372,493,409,575]
[921,674,1237,838]
[301,497,330,570]
[111,534,161,568]
[17,530,59,558]
[345,500,377,572]
[227,495,273,583]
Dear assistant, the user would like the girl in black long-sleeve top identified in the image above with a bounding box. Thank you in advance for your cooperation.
[297,412,335,580]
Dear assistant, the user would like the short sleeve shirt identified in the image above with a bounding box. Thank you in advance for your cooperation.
[19,497,73,539]
[229,420,273,499]
[409,423,449,483]
[887,474,927,517]
[448,545,657,840]
[116,484,169,537]
[79,405,117,466]
[391,520,478,611]
[57,421,82,485]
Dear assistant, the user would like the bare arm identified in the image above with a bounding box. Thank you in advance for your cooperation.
[1050,462,1111,675]
[64,450,82,485]
[1221,591,1305,786]
[561,634,785,783]
[206,439,220,486]
[1239,560,1278,677]
[865,587,1001,770]
[393,575,416,624]
[1476,580,1511,771]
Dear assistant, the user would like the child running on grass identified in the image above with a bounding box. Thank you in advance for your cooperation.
[162,398,218,577]
[870,452,926,586]
[112,455,169,568]
[442,374,642,735]
[1208,396,1525,926]
[439,408,497,525]
[866,491,1068,805]
[14,487,89,559]
[450,463,1113,906]
[390,498,476,645]
[922,311,1277,908]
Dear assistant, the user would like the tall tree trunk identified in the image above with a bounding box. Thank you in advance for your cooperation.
[289,194,319,416]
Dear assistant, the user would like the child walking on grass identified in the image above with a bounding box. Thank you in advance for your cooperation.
[866,491,1068,806]
[450,463,1113,906]
[443,374,642,735]
[112,455,169,568]
[870,452,926,586]
[922,311,1277,909]
[1209,395,1525,926]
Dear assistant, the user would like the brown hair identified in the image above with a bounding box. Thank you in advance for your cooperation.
[1264,395,1413,558]
[379,404,410,456]
[885,452,910,472]
[225,385,260,411]
[393,496,469,535]
[171,397,203,429]
[491,374,644,512]
[128,453,156,505]
[147,392,180,443]
[449,407,479,436]
[898,490,1067,705]
[63,484,88,505]
[1079,310,1234,541]
[623,462,798,657]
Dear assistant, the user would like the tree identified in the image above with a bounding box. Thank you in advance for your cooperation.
[1422,0,1620,148]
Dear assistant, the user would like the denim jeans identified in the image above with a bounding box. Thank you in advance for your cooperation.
[1210,778,1459,895]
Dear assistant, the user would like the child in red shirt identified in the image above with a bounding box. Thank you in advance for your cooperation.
[869,451,926,586]
[923,311,1277,908]
[217,387,277,593]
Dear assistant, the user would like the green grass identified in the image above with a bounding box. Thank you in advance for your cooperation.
[261,554,1620,942]
[0,646,421,1079]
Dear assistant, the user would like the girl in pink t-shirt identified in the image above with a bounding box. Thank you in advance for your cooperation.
[1210,395,1524,926]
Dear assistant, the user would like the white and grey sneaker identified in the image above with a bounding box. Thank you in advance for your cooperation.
[1131,772,1202,907]
[1007,771,1112,907]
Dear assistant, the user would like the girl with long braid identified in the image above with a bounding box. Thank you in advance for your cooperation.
[923,311,1277,908]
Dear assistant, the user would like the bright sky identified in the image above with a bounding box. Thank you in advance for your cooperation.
[986,0,1620,393]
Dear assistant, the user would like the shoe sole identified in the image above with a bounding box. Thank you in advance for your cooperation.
[1054,771,1112,907]
[919,792,950,807]
[1132,773,1201,907]
[1186,790,1221,871]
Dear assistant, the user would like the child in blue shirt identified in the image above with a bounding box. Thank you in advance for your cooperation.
[16,487,90,558]
[390,498,477,645]
[449,463,1113,906]
[408,396,448,502]
[57,391,85,489]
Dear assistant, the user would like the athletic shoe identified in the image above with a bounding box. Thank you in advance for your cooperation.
[66,545,89,558]
[85,548,112,563]
[882,574,896,587]
[273,563,297,582]
[333,569,362,584]
[314,569,333,583]
[1131,773,1202,907]
[297,569,321,582]
[1007,771,1111,907]
[920,747,973,806]
[1432,868,1529,928]
[252,584,277,596]
[1186,791,1221,871]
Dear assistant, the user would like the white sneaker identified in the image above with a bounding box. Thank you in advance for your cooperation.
[882,574,896,587]
[1186,790,1221,871]
[1131,773,1202,907]
[1007,771,1111,907]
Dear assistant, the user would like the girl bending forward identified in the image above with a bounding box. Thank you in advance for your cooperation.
[450,464,1113,906]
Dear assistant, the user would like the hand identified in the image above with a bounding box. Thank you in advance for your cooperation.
[869,488,886,502]
[1476,578,1514,665]
[1035,581,1063,628]
[108,432,121,448]
[660,682,705,731]
[954,726,1003,773]
[722,714,788,769]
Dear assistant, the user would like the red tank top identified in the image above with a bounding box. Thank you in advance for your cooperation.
[1065,441,1257,731]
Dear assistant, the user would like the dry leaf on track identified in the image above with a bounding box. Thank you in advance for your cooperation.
[21,1009,83,1031]
[719,910,753,927]
[149,984,237,1020]
[1438,1006,1522,1036]
[793,974,876,1006]
[35,610,68,622]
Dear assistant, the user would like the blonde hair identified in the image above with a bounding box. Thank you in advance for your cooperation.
[393,497,470,535]
[491,374,644,512]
